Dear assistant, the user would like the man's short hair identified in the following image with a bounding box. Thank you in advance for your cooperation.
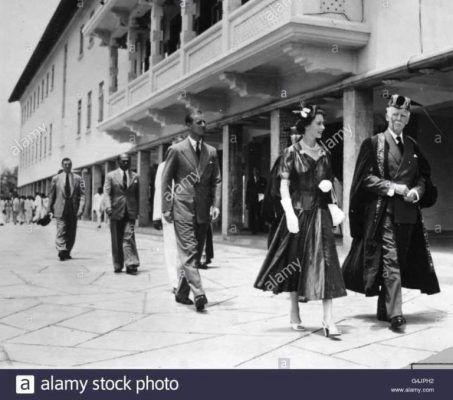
[117,153,131,161]
[185,110,202,125]
[61,157,72,165]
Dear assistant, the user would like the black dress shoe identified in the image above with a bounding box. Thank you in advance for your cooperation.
[390,316,406,330]
[198,263,208,270]
[58,251,68,261]
[126,266,138,275]
[114,267,123,273]
[194,295,208,312]
[175,296,194,305]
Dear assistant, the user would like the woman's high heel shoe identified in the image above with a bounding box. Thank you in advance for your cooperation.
[322,321,342,337]
[290,322,305,331]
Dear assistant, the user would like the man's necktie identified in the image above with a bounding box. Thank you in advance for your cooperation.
[396,136,404,155]
[65,173,71,197]
[196,141,201,161]
[123,170,128,190]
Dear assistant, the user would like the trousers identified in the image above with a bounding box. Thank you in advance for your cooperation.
[173,220,208,299]
[109,217,140,270]
[55,216,78,253]
[378,213,415,319]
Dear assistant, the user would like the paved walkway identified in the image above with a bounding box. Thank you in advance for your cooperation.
[0,221,452,369]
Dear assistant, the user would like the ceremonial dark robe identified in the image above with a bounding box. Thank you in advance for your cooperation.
[342,131,440,296]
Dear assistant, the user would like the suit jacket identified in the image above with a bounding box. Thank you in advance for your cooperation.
[362,130,425,224]
[161,137,221,224]
[48,172,86,218]
[104,168,139,221]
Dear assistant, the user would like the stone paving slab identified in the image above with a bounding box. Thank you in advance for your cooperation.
[0,222,452,369]
[334,343,435,369]
[7,326,99,347]
[58,310,148,334]
[3,343,133,367]
[237,344,367,369]
[0,303,91,331]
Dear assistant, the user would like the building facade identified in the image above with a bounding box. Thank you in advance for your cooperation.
[9,0,453,238]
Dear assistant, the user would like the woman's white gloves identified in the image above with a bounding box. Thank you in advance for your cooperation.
[318,180,332,193]
[280,198,299,234]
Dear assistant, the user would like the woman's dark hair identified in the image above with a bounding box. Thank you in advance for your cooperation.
[295,105,324,134]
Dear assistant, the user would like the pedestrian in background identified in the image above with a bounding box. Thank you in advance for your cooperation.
[47,158,86,261]
[104,154,140,275]
[92,187,104,229]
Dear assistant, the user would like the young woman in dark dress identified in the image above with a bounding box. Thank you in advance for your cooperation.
[254,105,346,337]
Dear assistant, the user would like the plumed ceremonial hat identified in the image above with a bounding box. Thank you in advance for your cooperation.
[388,94,411,111]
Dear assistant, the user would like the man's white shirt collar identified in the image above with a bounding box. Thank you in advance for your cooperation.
[389,129,404,144]
[118,168,130,186]
[188,136,202,152]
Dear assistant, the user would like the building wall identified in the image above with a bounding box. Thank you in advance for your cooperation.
[416,115,453,231]
[18,0,134,188]
[358,0,453,73]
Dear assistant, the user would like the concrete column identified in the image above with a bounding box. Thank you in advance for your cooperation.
[222,124,243,237]
[157,144,164,164]
[137,150,151,227]
[150,0,164,66]
[180,1,196,45]
[128,28,138,82]
[270,109,298,166]
[342,88,374,244]
[81,168,92,221]
[222,0,241,51]
[109,43,119,94]
[228,0,243,12]
[270,110,280,167]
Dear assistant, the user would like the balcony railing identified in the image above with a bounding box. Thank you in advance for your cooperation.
[107,0,368,118]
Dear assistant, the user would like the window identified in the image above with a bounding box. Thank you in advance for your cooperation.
[37,86,40,106]
[77,99,82,135]
[98,82,104,122]
[87,91,92,129]
[62,45,67,117]
[46,73,49,97]
[41,80,45,102]
[33,91,36,111]
[44,131,47,157]
[49,123,52,155]
[51,65,55,91]
[79,25,84,56]
[39,133,42,159]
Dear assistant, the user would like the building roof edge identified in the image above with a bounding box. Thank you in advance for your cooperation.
[8,0,79,103]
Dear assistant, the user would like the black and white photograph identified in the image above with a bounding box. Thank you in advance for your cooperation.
[0,0,452,397]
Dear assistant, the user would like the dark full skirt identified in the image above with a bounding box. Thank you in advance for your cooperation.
[254,207,347,301]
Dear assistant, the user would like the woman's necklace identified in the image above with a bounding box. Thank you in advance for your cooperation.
[301,138,319,150]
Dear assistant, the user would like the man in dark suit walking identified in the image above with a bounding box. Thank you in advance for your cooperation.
[161,111,221,312]
[246,167,267,234]
[104,154,140,274]
[47,158,86,261]
[343,95,440,331]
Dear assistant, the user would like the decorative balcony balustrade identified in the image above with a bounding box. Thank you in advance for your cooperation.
[104,0,368,119]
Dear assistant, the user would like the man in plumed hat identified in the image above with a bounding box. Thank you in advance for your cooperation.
[342,95,440,331]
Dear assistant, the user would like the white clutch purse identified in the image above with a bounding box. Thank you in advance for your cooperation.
[328,203,345,226]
